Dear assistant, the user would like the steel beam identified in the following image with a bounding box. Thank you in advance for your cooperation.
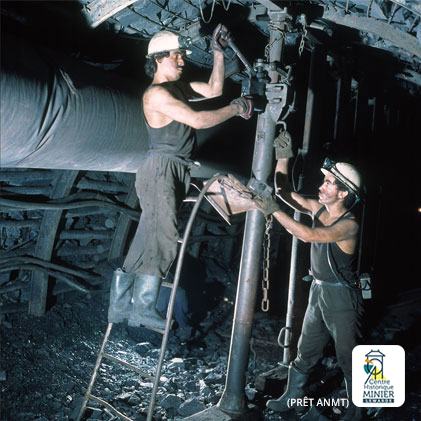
[82,0,137,28]
[323,8,421,58]
[333,56,353,154]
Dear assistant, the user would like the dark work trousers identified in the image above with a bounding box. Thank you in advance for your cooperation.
[123,153,191,278]
[293,281,363,379]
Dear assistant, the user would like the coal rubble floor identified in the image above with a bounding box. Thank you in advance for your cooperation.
[1,293,420,421]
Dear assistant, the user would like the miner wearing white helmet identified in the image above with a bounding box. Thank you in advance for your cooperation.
[252,145,364,420]
[107,24,254,332]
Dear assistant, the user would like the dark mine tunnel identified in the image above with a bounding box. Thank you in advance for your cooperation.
[1,1,420,420]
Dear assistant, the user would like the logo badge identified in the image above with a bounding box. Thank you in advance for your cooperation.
[352,345,405,407]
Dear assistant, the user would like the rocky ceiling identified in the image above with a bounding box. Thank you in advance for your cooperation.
[2,0,421,87]
[81,0,421,85]
[79,0,421,85]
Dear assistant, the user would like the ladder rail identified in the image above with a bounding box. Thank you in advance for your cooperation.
[77,176,226,421]
[146,175,225,421]
[75,322,113,421]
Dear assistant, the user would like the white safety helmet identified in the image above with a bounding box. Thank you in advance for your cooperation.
[147,30,192,57]
[321,158,361,196]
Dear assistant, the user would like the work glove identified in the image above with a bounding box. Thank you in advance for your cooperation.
[274,129,294,159]
[231,96,254,120]
[212,23,231,52]
[254,195,280,218]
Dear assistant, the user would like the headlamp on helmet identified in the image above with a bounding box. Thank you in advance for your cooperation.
[147,30,192,57]
[321,157,361,197]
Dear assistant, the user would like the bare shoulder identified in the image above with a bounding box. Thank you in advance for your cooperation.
[316,209,359,233]
[143,85,175,114]
[335,217,359,253]
[308,201,324,216]
[333,215,360,242]
[144,85,169,102]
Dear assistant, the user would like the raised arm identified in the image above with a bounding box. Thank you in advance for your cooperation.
[189,24,229,99]
[190,50,225,99]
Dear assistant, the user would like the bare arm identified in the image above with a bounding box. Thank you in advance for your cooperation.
[190,50,225,99]
[144,84,242,130]
[272,209,359,246]
[275,158,321,216]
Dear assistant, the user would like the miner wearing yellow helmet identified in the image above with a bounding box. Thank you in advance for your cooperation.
[107,24,254,332]
[254,143,364,420]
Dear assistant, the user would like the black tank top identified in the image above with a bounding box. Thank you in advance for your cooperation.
[310,207,357,283]
[143,81,197,159]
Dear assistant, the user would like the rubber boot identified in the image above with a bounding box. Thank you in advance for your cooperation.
[108,269,135,323]
[343,376,363,421]
[128,273,166,330]
[266,364,309,413]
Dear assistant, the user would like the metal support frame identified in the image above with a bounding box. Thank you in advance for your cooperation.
[280,46,327,366]
[217,8,287,416]
[82,0,137,28]
[323,8,421,59]
[333,56,353,154]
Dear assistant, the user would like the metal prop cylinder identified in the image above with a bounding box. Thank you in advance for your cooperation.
[218,9,286,415]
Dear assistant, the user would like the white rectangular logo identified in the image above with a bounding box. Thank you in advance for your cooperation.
[352,345,405,407]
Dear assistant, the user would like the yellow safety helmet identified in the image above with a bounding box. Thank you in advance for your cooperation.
[321,158,361,196]
[147,30,192,57]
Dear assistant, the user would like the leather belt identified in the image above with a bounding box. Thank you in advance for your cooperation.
[314,279,344,287]
[147,150,201,169]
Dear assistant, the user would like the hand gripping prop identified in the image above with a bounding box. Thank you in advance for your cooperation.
[231,96,254,120]
[204,174,275,222]
[212,23,231,52]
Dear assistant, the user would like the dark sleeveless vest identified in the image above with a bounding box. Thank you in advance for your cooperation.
[143,81,197,159]
[310,207,357,283]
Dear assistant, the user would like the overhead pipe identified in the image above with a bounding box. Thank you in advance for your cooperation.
[0,33,244,178]
[1,33,147,173]
[217,7,287,416]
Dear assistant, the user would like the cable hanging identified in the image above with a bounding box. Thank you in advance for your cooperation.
[199,0,216,24]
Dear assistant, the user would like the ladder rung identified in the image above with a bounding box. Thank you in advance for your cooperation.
[143,325,165,334]
[102,353,154,380]
[89,394,133,421]
[161,281,173,288]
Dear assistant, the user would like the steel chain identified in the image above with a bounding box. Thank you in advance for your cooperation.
[298,24,307,57]
[265,21,285,61]
[261,215,273,312]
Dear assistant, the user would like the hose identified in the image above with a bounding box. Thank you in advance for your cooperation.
[146,174,227,421]
[0,256,102,283]
[0,198,140,220]
[0,265,91,293]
